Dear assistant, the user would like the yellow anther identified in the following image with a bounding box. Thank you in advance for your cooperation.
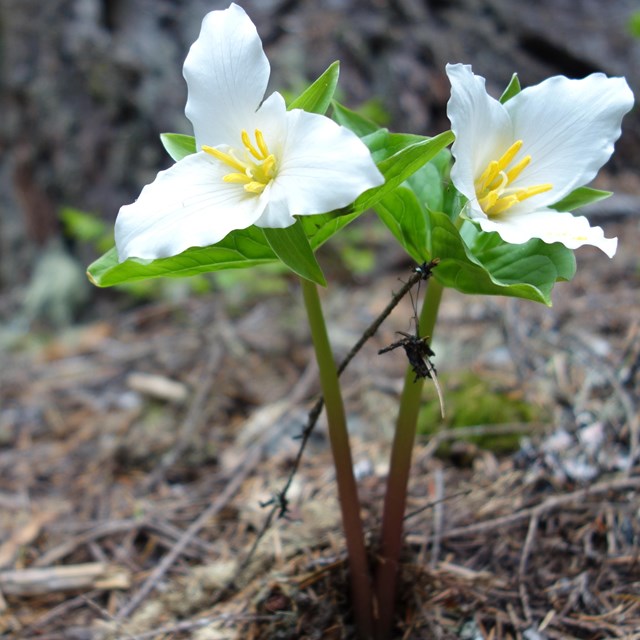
[515,183,553,202]
[241,130,263,161]
[203,145,247,173]
[475,160,500,193]
[505,155,531,183]
[260,154,276,178]
[495,140,523,172]
[474,139,553,217]
[488,194,520,216]
[244,181,267,195]
[255,129,270,158]
[204,128,277,194]
[222,173,252,185]
[478,189,499,212]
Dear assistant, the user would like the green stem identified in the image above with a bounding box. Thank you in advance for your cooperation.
[300,278,374,640]
[374,277,444,639]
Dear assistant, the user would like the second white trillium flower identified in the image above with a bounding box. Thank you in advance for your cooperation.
[115,3,383,261]
[446,63,634,257]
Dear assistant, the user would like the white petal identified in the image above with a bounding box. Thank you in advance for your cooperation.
[446,63,513,213]
[183,3,270,149]
[253,101,384,228]
[475,209,617,257]
[115,152,267,261]
[505,74,634,208]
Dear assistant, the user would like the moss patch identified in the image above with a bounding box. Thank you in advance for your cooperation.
[418,369,548,455]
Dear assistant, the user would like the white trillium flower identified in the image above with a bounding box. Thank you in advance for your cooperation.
[115,3,384,262]
[446,63,634,258]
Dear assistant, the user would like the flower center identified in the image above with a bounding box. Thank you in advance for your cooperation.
[203,129,277,195]
[474,140,552,217]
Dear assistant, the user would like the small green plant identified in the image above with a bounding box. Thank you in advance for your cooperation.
[84,5,634,639]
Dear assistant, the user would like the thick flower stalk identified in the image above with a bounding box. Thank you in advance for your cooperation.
[446,63,634,257]
[115,3,383,261]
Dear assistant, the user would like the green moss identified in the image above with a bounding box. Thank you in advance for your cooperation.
[418,369,547,455]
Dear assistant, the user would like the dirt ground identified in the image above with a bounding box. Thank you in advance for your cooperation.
[1,186,639,639]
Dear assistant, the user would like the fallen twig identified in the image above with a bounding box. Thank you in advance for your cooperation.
[0,563,130,596]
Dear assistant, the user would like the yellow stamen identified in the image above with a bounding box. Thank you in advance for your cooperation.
[475,160,500,194]
[474,139,552,217]
[487,194,519,216]
[255,129,270,158]
[478,189,500,212]
[505,155,530,183]
[222,173,252,185]
[203,145,246,173]
[516,183,554,202]
[245,181,267,194]
[204,129,277,195]
[495,140,523,172]
[241,130,263,161]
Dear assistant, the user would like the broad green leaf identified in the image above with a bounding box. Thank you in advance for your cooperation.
[499,73,521,103]
[331,100,379,137]
[352,130,455,214]
[160,133,197,162]
[550,186,612,212]
[263,221,326,285]
[86,208,363,287]
[374,152,453,263]
[288,61,340,115]
[375,186,428,264]
[428,211,576,305]
[87,226,278,287]
[361,130,425,163]
[300,209,361,250]
[374,165,575,304]
[405,150,452,213]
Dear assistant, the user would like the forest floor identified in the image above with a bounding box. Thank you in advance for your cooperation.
[1,177,639,639]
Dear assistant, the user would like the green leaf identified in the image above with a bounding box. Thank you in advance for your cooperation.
[300,209,361,250]
[375,186,428,264]
[499,73,521,103]
[263,221,326,285]
[87,226,279,287]
[363,131,426,163]
[550,186,612,212]
[331,100,379,137]
[353,130,455,214]
[86,210,353,288]
[374,150,455,263]
[288,61,340,115]
[427,212,576,305]
[405,150,451,213]
[160,133,197,162]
